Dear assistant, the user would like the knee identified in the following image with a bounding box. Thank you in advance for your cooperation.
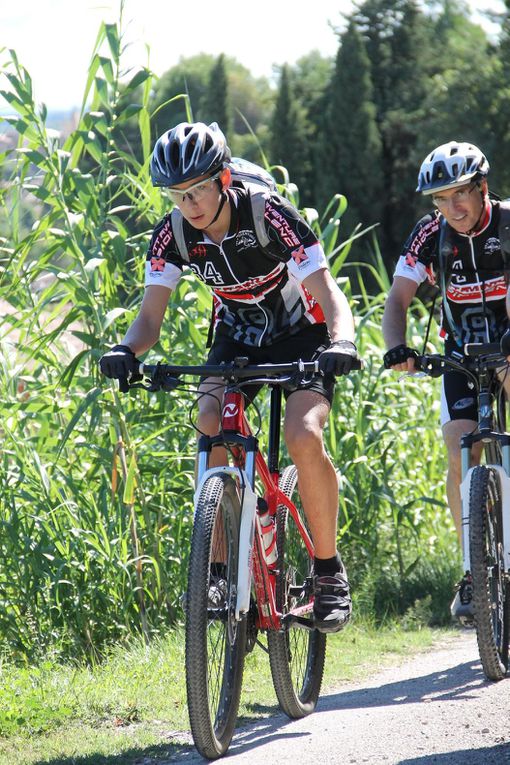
[285,421,324,462]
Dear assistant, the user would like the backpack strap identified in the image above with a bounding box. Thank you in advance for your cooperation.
[170,208,189,263]
[437,201,510,347]
[248,189,271,250]
[438,217,463,347]
[170,191,270,258]
[169,191,271,348]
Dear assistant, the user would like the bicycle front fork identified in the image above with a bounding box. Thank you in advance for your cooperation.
[460,433,510,573]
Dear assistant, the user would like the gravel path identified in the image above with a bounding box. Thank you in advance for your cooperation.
[166,629,510,764]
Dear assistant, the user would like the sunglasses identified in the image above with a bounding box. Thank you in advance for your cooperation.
[431,184,477,209]
[165,171,222,205]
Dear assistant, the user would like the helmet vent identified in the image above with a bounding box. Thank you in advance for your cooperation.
[150,121,231,186]
[184,135,198,166]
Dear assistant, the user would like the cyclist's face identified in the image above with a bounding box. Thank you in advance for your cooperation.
[166,172,224,229]
[431,182,486,233]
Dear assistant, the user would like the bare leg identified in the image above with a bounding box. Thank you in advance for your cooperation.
[196,377,228,562]
[196,377,227,472]
[283,390,338,558]
[442,418,482,541]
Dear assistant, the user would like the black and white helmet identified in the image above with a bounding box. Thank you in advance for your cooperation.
[150,121,231,187]
[416,141,489,195]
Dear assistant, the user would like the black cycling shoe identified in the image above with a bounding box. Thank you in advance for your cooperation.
[313,567,352,634]
[450,574,474,627]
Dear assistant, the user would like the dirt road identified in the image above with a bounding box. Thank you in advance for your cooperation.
[167,630,510,764]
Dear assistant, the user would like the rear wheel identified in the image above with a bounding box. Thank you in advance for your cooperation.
[469,465,510,681]
[267,465,326,718]
[185,474,247,759]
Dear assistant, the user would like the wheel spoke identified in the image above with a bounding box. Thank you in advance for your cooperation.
[185,475,246,758]
[267,465,326,718]
[469,466,509,681]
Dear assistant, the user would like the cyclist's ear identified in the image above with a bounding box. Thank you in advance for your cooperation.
[220,167,231,190]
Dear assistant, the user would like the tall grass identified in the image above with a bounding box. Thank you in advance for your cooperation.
[0,11,456,661]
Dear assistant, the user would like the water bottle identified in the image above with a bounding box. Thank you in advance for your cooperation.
[257,499,278,566]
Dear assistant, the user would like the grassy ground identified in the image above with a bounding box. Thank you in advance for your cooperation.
[0,620,459,765]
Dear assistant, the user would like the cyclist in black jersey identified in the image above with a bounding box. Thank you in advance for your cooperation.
[382,140,510,624]
[99,121,361,633]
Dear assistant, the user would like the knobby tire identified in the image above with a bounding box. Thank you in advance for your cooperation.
[469,465,510,681]
[267,465,326,717]
[185,474,247,759]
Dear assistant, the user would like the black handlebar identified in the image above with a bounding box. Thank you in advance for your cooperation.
[139,358,322,379]
[127,355,363,392]
[415,345,508,380]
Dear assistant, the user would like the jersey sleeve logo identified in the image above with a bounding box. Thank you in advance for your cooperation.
[150,256,166,273]
[291,245,309,267]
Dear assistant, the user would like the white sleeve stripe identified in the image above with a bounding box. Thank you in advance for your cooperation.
[393,255,428,285]
[286,242,328,283]
[145,261,182,291]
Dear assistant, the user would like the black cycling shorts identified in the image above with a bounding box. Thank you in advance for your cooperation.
[440,368,478,426]
[206,323,335,405]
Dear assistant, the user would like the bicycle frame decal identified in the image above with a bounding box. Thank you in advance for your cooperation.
[460,467,474,572]
[222,391,245,432]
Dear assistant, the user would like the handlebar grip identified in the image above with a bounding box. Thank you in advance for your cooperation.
[464,342,502,357]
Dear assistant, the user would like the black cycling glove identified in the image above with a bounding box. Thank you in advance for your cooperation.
[99,344,142,385]
[318,340,359,376]
[383,344,418,369]
[501,329,510,359]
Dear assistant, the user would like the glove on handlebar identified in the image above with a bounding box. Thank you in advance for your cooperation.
[501,329,510,359]
[99,344,142,389]
[383,344,418,369]
[318,340,359,376]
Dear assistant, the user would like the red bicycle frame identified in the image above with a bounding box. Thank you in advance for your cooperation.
[202,384,315,631]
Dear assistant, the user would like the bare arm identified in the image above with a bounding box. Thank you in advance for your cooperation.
[121,285,172,356]
[382,276,419,372]
[302,268,355,343]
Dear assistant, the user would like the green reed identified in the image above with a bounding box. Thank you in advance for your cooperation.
[0,11,454,660]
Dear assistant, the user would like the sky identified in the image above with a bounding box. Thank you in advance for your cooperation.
[1,0,505,112]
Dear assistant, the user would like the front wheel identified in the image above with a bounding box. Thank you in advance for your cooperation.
[469,465,510,681]
[267,465,326,718]
[185,474,247,759]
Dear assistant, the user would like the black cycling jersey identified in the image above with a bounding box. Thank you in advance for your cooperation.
[394,200,508,346]
[145,187,328,347]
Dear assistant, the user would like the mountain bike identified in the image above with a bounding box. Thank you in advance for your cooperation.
[416,343,510,681]
[131,356,358,759]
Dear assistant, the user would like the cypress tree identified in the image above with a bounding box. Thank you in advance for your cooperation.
[201,54,231,140]
[317,22,383,232]
[351,0,433,259]
[270,64,312,202]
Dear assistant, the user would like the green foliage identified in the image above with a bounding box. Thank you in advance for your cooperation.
[0,6,460,664]
[201,54,231,140]
[270,64,313,202]
[0,621,443,762]
[317,20,383,232]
